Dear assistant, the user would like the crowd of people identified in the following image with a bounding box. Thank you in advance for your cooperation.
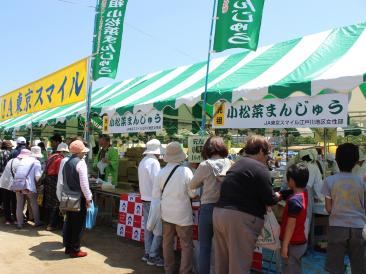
[0,133,365,274]
[0,135,93,258]
[139,136,366,274]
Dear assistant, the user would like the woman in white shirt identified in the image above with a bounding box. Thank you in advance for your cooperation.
[152,142,198,274]
[13,147,43,229]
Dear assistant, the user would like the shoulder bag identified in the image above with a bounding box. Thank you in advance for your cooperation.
[146,165,180,235]
[59,158,81,212]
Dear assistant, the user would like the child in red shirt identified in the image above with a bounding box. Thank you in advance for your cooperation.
[280,163,309,274]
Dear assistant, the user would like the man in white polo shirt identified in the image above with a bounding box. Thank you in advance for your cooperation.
[138,139,163,267]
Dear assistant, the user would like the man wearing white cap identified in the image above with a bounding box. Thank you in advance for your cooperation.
[9,136,27,160]
[138,139,163,267]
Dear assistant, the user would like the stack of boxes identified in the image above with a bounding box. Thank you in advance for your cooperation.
[125,147,145,184]
[117,147,146,189]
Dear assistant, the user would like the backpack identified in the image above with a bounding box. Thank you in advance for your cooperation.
[10,161,35,193]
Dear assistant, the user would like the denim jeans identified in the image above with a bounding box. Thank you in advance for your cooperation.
[199,203,216,274]
[143,201,162,257]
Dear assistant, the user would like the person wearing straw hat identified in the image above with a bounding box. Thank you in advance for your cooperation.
[0,141,20,225]
[14,147,43,229]
[62,140,92,258]
[152,142,199,274]
[138,139,164,267]
[43,142,68,231]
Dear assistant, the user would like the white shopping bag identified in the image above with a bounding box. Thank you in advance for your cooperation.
[256,209,281,250]
[146,198,162,236]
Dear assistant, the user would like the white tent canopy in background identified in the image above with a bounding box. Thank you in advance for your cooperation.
[1,22,366,131]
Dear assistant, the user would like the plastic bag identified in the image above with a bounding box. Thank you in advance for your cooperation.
[85,201,98,230]
[146,198,162,236]
[256,209,281,250]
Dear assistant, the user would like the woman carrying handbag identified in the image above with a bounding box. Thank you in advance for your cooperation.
[152,142,199,274]
[189,136,232,274]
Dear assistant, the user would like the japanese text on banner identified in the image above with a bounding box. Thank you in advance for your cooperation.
[0,58,88,121]
[92,0,128,81]
[213,0,265,52]
[108,110,163,134]
[212,94,348,129]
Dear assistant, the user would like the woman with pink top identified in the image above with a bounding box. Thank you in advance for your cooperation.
[62,140,92,258]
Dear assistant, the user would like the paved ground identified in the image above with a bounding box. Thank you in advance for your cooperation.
[0,217,164,274]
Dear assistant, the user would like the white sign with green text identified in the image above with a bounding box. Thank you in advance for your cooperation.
[188,136,208,163]
[212,94,348,129]
[108,110,163,134]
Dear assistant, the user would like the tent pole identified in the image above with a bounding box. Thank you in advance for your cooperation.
[200,0,217,135]
[85,0,99,152]
[30,113,33,145]
[323,128,327,178]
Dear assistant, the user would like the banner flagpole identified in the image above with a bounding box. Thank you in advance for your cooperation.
[85,57,93,145]
[85,0,99,147]
[200,0,218,135]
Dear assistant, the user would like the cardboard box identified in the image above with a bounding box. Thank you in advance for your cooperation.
[118,159,128,177]
[127,167,138,182]
[127,160,137,168]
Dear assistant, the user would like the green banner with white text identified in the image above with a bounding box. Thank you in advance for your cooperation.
[213,0,265,52]
[92,0,128,81]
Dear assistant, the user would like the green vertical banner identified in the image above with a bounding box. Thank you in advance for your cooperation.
[213,0,265,52]
[92,0,128,81]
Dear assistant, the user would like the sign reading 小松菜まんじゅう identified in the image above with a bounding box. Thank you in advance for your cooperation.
[106,110,163,134]
[212,94,348,129]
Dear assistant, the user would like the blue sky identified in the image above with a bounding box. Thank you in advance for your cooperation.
[1,0,365,95]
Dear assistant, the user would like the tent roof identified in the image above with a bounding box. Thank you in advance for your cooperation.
[1,22,366,130]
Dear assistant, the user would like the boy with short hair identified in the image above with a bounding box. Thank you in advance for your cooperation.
[322,143,366,274]
[280,163,309,274]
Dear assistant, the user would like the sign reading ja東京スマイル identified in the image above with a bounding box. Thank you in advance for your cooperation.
[0,58,88,121]
[212,94,348,129]
[107,110,163,134]
[213,0,265,52]
[92,0,128,81]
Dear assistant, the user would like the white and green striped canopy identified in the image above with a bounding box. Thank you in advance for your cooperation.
[1,22,366,131]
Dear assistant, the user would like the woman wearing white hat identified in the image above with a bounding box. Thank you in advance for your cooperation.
[152,142,199,274]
